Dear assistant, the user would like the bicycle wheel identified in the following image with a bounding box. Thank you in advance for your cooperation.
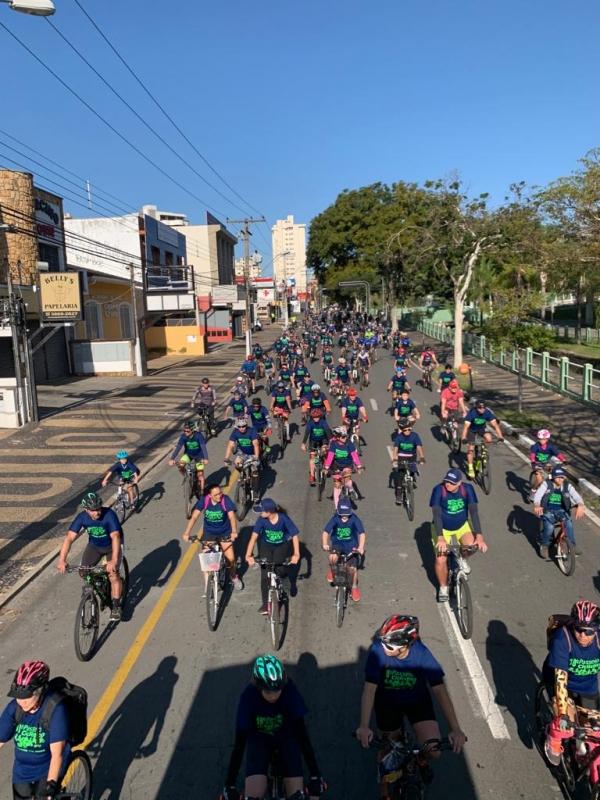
[534,682,553,752]
[451,427,461,454]
[74,591,99,662]
[60,750,93,800]
[183,473,195,519]
[352,433,362,457]
[480,456,492,495]
[317,464,325,502]
[335,585,346,628]
[269,588,288,651]
[278,419,285,456]
[206,572,219,631]
[404,477,415,522]
[120,557,130,608]
[114,498,126,525]
[235,480,247,521]
[555,534,576,577]
[455,574,473,639]
[130,483,140,512]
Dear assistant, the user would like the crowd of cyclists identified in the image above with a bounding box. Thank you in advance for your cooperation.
[1,308,598,800]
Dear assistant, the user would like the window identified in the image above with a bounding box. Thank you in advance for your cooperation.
[85,300,102,339]
[38,243,60,270]
[119,303,133,340]
[151,246,160,266]
[165,251,173,266]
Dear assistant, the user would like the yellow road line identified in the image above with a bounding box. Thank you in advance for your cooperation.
[83,469,238,746]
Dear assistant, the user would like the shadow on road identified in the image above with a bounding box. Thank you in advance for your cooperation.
[136,480,166,513]
[506,505,539,552]
[505,470,530,504]
[414,521,437,589]
[124,539,181,620]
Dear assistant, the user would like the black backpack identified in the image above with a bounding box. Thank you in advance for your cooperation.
[15,677,88,747]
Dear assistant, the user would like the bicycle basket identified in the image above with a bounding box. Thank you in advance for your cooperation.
[332,562,352,588]
[199,551,222,572]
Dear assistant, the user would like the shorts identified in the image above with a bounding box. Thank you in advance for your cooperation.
[329,542,360,558]
[202,528,232,542]
[246,733,303,778]
[81,541,122,568]
[431,520,472,548]
[466,430,486,444]
[374,693,436,731]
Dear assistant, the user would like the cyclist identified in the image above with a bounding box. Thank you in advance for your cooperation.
[231,375,249,398]
[356,614,466,796]
[263,353,275,388]
[321,347,334,383]
[293,360,310,396]
[440,379,466,443]
[245,499,301,614]
[323,426,364,508]
[249,397,272,459]
[437,363,456,393]
[191,377,217,435]
[529,429,565,494]
[418,344,438,378]
[169,421,209,495]
[391,421,425,495]
[241,354,258,394]
[340,388,368,436]
[101,450,140,508]
[400,331,411,350]
[334,357,351,392]
[542,600,600,765]
[533,465,585,558]
[278,360,293,388]
[461,400,504,479]
[322,497,366,602]
[225,416,260,467]
[302,408,333,486]
[0,661,69,800]
[297,375,315,412]
[222,655,324,800]
[57,492,124,621]
[393,349,413,372]
[393,388,420,424]
[181,483,242,592]
[387,368,411,403]
[270,380,293,443]
[224,391,249,424]
[356,347,371,385]
[302,383,330,417]
[429,469,487,603]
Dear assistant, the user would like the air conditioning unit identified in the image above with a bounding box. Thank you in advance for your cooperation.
[36,261,49,272]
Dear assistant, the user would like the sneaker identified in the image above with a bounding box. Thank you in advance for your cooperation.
[232,575,243,591]
[257,603,268,615]
[110,604,122,622]
[437,586,449,603]
[210,428,217,435]
[544,737,562,767]
[538,544,549,560]
[310,478,316,487]
[351,586,361,602]
[457,556,471,575]
[466,466,475,479]
[326,568,334,584]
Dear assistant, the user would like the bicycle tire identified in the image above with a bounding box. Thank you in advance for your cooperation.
[206,572,219,631]
[183,472,195,519]
[451,427,461,454]
[405,477,415,521]
[317,464,325,502]
[235,480,247,521]
[352,433,362,457]
[555,535,576,577]
[455,574,473,639]
[269,587,288,651]
[114,498,126,525]
[74,591,99,662]
[130,483,140,512]
[533,682,553,750]
[480,456,492,495]
[60,749,93,800]
[120,557,130,608]
[335,585,346,628]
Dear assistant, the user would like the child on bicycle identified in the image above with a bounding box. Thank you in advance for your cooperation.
[321,497,366,602]
[101,450,140,508]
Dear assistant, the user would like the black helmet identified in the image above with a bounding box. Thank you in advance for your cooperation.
[81,492,102,511]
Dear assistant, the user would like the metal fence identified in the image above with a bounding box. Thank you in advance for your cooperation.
[418,320,600,408]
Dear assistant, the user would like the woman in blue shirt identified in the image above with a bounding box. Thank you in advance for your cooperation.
[321,498,366,603]
[245,498,300,614]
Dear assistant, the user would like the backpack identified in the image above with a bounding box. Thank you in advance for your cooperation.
[546,613,573,653]
[203,495,227,513]
[440,483,468,501]
[15,677,88,746]
[540,479,572,512]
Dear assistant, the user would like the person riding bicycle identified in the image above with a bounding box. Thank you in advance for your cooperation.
[399,331,411,350]
[533,465,585,559]
[270,380,293,443]
[302,408,333,486]
[57,492,124,621]
[321,347,334,377]
[437,363,456,393]
[440,379,466,440]
[263,353,275,384]
[191,377,217,435]
[322,497,366,602]
[293,361,310,394]
[387,368,411,401]
[249,397,272,458]
[252,343,264,369]
[241,354,258,394]
[356,615,466,796]
[357,347,371,382]
[429,469,487,603]
[542,600,600,766]
[101,449,140,509]
[278,361,293,387]
[222,655,325,800]
[231,375,249,398]
[245,499,301,615]
[169,421,209,494]
[323,426,363,508]
[297,375,315,409]
[225,416,260,469]
[393,388,420,424]
[529,429,565,494]
[181,483,243,592]
[418,344,438,376]
[334,357,351,389]
[0,661,70,800]
[224,391,249,424]
[340,388,368,434]
[461,400,504,479]
[391,421,425,495]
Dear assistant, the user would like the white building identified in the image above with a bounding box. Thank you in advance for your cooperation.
[271,214,307,298]
[234,252,263,280]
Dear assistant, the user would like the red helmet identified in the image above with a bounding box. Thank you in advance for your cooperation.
[448,379,459,390]
[379,615,419,648]
[8,660,50,698]
[347,388,357,397]
[571,600,600,629]
[310,407,323,418]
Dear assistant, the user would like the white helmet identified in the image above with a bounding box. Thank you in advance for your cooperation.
[537,428,551,440]
[311,383,321,391]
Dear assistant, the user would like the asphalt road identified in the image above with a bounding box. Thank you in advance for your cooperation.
[0,345,599,800]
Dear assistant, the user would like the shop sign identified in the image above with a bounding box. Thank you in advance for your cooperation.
[39,271,83,323]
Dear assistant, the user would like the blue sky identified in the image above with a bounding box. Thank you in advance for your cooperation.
[0,0,598,269]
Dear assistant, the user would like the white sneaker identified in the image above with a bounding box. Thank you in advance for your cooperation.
[457,556,471,575]
[544,737,561,766]
[438,586,449,603]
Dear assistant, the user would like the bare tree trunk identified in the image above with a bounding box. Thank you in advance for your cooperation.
[576,289,582,344]
[540,270,547,322]
[453,240,484,367]
[516,353,523,413]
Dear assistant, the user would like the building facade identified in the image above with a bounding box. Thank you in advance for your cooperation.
[271,214,307,299]
[234,252,263,281]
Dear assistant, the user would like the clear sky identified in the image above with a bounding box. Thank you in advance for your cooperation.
[0,0,598,269]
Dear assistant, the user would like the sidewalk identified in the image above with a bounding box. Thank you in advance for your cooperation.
[0,327,276,600]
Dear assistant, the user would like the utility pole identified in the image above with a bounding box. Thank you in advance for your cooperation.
[227,217,265,354]
[129,263,146,377]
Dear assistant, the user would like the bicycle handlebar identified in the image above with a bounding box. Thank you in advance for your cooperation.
[351,732,454,754]
[64,565,106,574]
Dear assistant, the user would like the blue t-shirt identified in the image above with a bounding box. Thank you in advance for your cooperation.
[294,366,309,381]
[327,439,357,468]
[341,397,364,420]
[195,494,236,537]
[394,398,415,418]
[335,366,350,383]
[324,513,365,551]
[0,698,70,783]
[228,397,249,417]
[465,407,496,433]
[393,431,422,459]
[236,680,307,739]
[109,460,140,482]
[254,513,299,546]
[438,370,455,387]
[241,360,256,375]
[546,628,600,696]
[305,418,332,445]
[229,427,258,456]
[249,406,269,431]
[172,432,208,461]
[530,442,560,465]
[365,640,445,707]
[390,375,408,392]
[429,482,478,531]
[69,508,122,549]
[271,388,291,409]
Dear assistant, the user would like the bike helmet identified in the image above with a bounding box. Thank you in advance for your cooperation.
[336,498,353,516]
[183,420,198,432]
[252,654,286,690]
[338,357,346,363]
[311,383,321,391]
[347,388,357,397]
[235,376,244,383]
[201,377,210,385]
[333,426,348,437]
[236,417,249,428]
[276,381,285,389]
[310,407,323,418]
[379,615,420,648]
[116,450,129,459]
[537,428,551,440]
[571,600,600,629]
[252,397,262,406]
[448,379,459,390]
[8,661,50,699]
[399,420,413,431]
[81,491,102,511]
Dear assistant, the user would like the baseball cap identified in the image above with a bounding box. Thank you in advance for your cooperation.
[253,498,277,513]
[443,469,463,484]
[552,466,567,479]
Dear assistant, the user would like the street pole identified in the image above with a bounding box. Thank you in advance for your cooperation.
[6,270,25,425]
[226,217,265,355]
[129,263,145,377]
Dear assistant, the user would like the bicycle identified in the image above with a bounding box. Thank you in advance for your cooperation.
[535,682,600,800]
[323,365,332,385]
[470,435,492,495]
[353,730,453,800]
[67,557,130,661]
[229,456,259,521]
[191,537,232,631]
[393,460,416,521]
[330,549,360,628]
[438,541,478,639]
[45,749,93,800]
[275,412,288,456]
[255,558,290,650]
[421,366,433,392]
[311,446,328,501]
[179,459,204,519]
[347,420,363,457]
[359,364,369,388]
[441,415,461,454]
[543,514,576,577]
[196,406,212,440]
[113,477,139,524]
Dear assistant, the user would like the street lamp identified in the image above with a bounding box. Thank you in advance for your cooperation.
[0,0,56,14]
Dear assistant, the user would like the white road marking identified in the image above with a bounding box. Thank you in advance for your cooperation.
[437,602,511,740]
[386,445,394,460]
[370,398,378,411]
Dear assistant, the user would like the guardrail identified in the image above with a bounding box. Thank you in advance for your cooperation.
[418,320,600,408]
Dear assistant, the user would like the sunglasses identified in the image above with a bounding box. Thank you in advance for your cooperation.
[574,626,596,636]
